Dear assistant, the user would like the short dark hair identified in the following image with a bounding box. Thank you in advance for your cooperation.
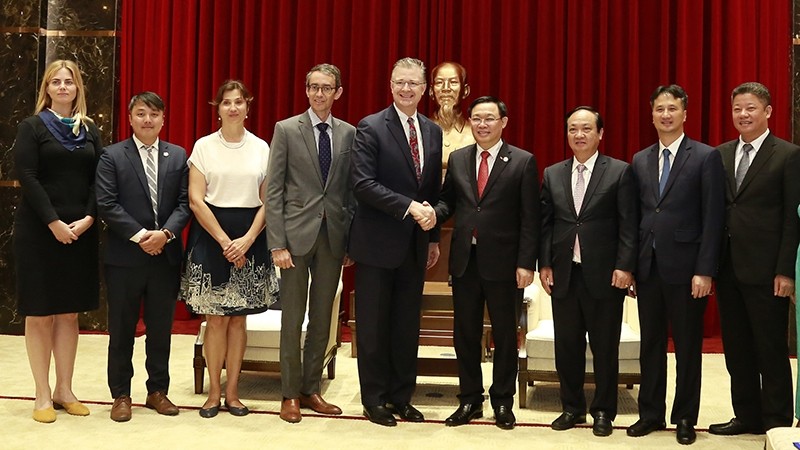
[306,63,342,89]
[731,82,771,106]
[210,80,254,107]
[128,91,165,112]
[565,106,603,132]
[650,84,688,109]
[467,96,508,118]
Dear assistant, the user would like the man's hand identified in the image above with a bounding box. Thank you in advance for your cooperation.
[774,274,795,298]
[426,243,440,269]
[516,268,534,289]
[691,275,712,299]
[271,248,294,270]
[139,230,167,255]
[409,200,436,231]
[539,267,554,295]
[611,270,633,290]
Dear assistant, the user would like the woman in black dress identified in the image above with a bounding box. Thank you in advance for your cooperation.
[13,60,102,423]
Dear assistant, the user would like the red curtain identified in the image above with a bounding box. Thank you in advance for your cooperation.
[119,0,793,337]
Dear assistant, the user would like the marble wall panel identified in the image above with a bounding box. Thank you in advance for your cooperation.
[45,0,117,31]
[0,188,22,334]
[0,32,40,179]
[0,0,42,28]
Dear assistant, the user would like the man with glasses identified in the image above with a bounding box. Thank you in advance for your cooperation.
[433,96,539,430]
[266,64,356,423]
[349,57,443,427]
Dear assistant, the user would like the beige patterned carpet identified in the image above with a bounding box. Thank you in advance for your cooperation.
[0,334,785,449]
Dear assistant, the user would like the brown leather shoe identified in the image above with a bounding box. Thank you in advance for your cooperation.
[280,398,302,423]
[110,395,132,422]
[300,393,342,415]
[145,391,179,416]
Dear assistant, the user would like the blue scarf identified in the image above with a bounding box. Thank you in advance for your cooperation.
[38,109,87,151]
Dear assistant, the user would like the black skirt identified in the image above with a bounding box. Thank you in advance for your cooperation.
[182,204,278,316]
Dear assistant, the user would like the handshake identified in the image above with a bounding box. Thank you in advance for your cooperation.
[409,200,437,231]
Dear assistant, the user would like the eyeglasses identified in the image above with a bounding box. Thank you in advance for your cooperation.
[391,80,426,89]
[470,117,500,126]
[307,84,336,95]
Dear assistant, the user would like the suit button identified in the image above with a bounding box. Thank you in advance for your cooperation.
[576,222,581,227]
[655,208,661,213]
[477,207,481,212]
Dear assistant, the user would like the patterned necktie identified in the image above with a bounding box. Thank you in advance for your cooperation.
[659,148,671,196]
[735,143,753,192]
[145,146,158,227]
[407,117,421,182]
[477,151,490,198]
[573,164,586,261]
[317,123,331,184]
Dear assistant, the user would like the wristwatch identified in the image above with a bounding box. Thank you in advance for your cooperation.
[161,228,176,243]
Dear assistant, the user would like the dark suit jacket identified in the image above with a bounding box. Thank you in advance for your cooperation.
[718,133,800,284]
[266,111,356,258]
[96,138,191,267]
[435,142,540,281]
[539,153,638,299]
[349,105,442,269]
[631,137,725,284]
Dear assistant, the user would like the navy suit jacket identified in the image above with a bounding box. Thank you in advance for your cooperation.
[435,142,540,281]
[631,136,725,284]
[349,105,442,269]
[540,153,638,299]
[96,138,191,267]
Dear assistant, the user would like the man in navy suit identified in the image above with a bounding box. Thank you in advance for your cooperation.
[434,96,539,430]
[540,106,637,437]
[96,92,191,422]
[709,82,800,435]
[627,85,725,445]
[349,57,443,427]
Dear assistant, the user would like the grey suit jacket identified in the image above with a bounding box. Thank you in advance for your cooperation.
[266,110,356,258]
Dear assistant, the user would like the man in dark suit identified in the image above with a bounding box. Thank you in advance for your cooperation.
[96,92,191,422]
[266,64,355,423]
[709,82,800,435]
[434,96,539,430]
[627,85,725,445]
[349,57,442,427]
[540,106,637,437]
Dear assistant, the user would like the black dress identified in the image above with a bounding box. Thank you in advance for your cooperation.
[12,115,102,316]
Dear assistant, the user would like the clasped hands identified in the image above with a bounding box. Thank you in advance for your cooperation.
[409,200,436,231]
[222,236,253,269]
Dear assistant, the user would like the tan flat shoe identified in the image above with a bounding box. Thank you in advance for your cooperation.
[53,400,90,416]
[33,406,56,423]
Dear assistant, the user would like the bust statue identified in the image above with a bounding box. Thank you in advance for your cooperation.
[429,61,474,168]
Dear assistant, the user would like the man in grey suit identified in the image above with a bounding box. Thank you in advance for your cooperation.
[709,82,800,435]
[96,92,191,422]
[266,64,356,423]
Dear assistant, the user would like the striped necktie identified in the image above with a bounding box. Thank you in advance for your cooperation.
[145,146,158,227]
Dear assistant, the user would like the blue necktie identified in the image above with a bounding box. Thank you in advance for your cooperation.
[659,148,671,196]
[317,123,331,184]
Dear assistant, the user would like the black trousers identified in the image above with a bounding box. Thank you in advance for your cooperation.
[636,255,707,425]
[354,248,425,407]
[451,246,522,409]
[552,263,624,419]
[716,256,793,430]
[106,257,179,399]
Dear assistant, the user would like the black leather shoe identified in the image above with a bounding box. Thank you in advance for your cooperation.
[627,418,666,437]
[494,405,516,430]
[708,418,763,435]
[445,403,483,427]
[363,405,397,427]
[198,403,220,419]
[387,403,424,422]
[224,400,249,417]
[676,419,696,445]
[593,411,613,437]
[551,411,587,431]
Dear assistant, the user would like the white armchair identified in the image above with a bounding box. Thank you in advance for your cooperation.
[517,274,641,408]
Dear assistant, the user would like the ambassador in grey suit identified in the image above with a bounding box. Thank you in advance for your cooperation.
[96,92,190,422]
[540,106,637,437]
[710,82,800,435]
[627,85,725,445]
[266,64,355,423]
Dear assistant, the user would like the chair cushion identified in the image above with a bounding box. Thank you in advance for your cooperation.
[198,310,310,349]
[525,320,640,361]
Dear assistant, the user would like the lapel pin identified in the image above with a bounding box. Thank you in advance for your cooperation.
[163,152,168,157]
[501,156,509,162]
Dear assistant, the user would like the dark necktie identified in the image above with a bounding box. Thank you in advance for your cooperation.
[477,150,490,198]
[407,117,421,181]
[735,143,753,192]
[659,148,671,196]
[145,146,158,227]
[317,123,331,184]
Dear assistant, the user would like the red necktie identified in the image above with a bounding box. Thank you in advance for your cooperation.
[477,150,489,198]
[407,117,421,182]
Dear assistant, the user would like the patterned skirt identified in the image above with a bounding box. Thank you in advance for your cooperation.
[182,204,278,316]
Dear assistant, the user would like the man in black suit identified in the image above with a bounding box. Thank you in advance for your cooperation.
[709,82,800,435]
[96,92,191,422]
[349,57,443,427]
[540,106,637,437]
[627,85,725,445]
[434,96,539,430]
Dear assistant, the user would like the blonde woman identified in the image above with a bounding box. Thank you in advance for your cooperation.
[12,59,102,423]
[183,80,279,418]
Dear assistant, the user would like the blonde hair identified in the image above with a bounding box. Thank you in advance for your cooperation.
[35,60,91,121]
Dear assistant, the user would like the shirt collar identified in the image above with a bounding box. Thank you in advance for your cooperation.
[308,107,333,128]
[393,103,418,125]
[572,150,599,173]
[132,134,159,151]
[739,128,770,151]
[659,133,685,155]
[477,139,503,160]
